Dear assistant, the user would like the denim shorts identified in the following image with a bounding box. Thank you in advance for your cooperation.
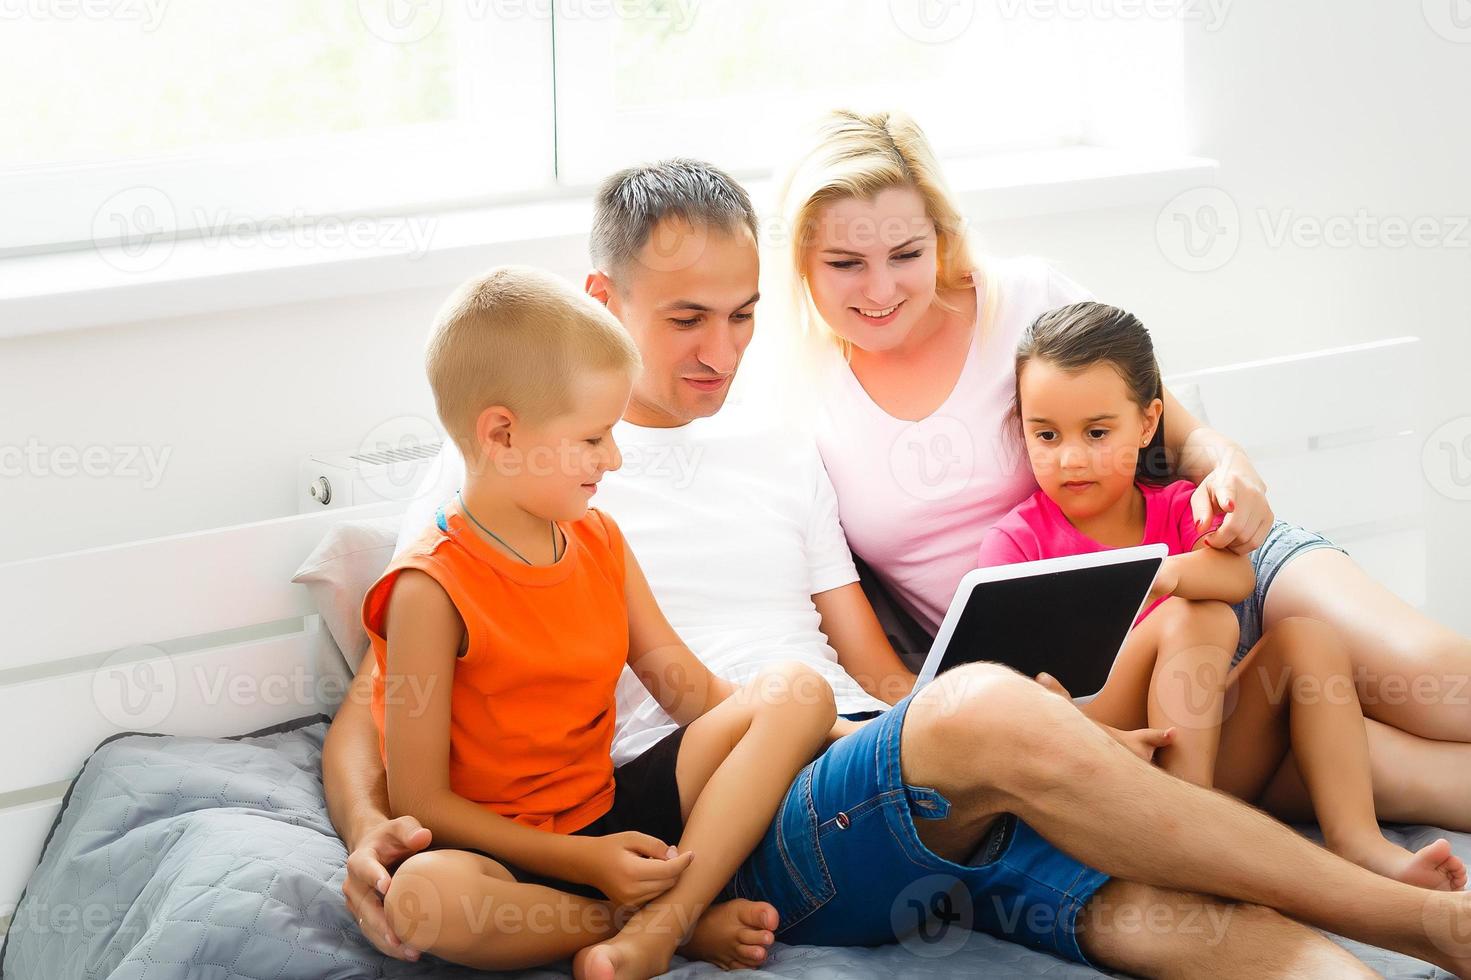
[1232,520,1347,664]
[726,692,1111,967]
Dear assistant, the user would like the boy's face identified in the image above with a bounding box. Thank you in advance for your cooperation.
[589,218,760,428]
[502,367,632,522]
[1018,360,1161,525]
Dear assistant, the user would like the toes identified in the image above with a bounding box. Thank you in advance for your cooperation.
[736,927,774,946]
[735,943,769,966]
[739,901,779,931]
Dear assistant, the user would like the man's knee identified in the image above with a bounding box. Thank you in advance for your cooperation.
[1079,880,1290,974]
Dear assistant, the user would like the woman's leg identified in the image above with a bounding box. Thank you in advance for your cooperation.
[1264,548,1471,742]
[1215,617,1465,890]
[384,848,620,970]
[575,662,836,980]
[1259,716,1471,832]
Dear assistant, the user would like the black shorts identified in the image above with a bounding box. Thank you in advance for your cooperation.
[497,726,688,899]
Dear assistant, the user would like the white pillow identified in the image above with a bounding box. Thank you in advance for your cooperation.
[292,516,402,674]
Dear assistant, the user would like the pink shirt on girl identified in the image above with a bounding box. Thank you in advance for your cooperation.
[977,479,1212,622]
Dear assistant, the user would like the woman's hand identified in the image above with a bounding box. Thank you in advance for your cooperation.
[576,832,694,909]
[343,815,432,961]
[1190,465,1272,555]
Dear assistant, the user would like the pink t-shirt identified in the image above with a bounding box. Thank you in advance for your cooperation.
[977,479,1210,622]
[812,257,1093,635]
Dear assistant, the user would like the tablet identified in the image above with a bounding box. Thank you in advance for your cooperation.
[915,544,1168,698]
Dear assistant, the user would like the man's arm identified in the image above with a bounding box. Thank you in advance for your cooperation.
[1162,385,1274,554]
[813,582,916,706]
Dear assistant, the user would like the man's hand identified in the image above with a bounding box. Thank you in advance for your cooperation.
[1102,724,1175,763]
[1190,467,1272,554]
[343,815,432,961]
[575,832,694,909]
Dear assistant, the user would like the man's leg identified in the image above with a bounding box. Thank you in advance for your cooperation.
[901,663,1471,974]
[1079,880,1377,979]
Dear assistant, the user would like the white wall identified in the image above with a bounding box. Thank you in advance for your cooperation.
[3,2,1468,628]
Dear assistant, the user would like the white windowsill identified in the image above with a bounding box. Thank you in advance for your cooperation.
[0,146,1217,339]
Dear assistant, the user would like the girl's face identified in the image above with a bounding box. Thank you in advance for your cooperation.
[803,186,940,354]
[1017,359,1162,525]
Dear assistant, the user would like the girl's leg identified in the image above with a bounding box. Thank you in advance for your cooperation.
[383,848,619,970]
[1265,548,1471,742]
[1258,716,1471,832]
[574,662,837,980]
[1215,617,1466,890]
[1145,598,1239,786]
[1078,605,1169,731]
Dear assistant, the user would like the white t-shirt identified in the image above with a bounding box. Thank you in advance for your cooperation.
[396,409,889,765]
[811,257,1093,636]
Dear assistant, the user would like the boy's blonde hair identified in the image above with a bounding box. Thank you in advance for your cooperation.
[425,266,642,455]
[776,109,997,360]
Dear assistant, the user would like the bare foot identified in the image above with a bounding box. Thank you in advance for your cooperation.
[678,899,779,970]
[1342,836,1468,891]
[572,916,682,980]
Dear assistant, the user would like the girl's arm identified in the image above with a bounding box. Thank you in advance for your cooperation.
[623,539,737,724]
[381,570,594,883]
[812,582,916,705]
[1152,540,1257,605]
[1161,385,1274,554]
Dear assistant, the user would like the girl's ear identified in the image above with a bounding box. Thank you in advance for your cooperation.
[1140,397,1164,446]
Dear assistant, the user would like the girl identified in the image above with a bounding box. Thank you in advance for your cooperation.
[978,300,1465,892]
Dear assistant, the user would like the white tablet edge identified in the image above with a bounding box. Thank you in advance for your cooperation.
[914,543,1171,691]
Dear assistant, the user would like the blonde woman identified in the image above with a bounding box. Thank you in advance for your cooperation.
[771,108,1471,829]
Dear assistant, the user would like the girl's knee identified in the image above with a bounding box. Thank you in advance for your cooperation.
[749,662,836,726]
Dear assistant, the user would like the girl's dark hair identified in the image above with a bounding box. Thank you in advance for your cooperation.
[1014,301,1173,486]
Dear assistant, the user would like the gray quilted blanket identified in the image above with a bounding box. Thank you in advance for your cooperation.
[0,717,1461,979]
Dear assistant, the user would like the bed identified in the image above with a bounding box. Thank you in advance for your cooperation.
[2,336,1458,979]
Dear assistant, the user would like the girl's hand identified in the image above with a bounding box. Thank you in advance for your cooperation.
[1103,724,1175,763]
[1191,468,1272,554]
[1148,556,1181,602]
[577,832,694,909]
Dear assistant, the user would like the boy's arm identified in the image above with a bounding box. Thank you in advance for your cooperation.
[812,583,915,705]
[381,570,597,883]
[623,540,737,725]
[1152,542,1256,605]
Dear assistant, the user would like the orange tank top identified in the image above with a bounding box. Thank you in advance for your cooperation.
[363,505,629,834]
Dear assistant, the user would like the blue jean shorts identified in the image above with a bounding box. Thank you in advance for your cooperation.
[1232,520,1347,664]
[726,692,1111,967]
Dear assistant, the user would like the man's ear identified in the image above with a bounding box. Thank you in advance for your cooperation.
[1141,397,1164,445]
[586,270,615,310]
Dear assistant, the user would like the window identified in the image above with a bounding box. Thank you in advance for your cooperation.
[1,0,1184,255]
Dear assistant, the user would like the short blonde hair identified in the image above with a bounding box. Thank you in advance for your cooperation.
[776,109,997,360]
[425,265,642,454]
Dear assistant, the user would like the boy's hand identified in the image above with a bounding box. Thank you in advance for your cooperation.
[577,832,694,908]
[1102,724,1175,763]
[1148,556,1181,602]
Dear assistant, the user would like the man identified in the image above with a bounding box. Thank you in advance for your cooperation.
[325,159,1471,977]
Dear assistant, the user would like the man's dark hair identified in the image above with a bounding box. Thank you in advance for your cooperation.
[589,158,758,279]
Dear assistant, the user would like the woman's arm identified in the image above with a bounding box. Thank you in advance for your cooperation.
[623,540,738,724]
[1162,385,1274,554]
[812,582,916,705]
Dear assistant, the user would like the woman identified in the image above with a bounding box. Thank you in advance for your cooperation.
[768,108,1471,829]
